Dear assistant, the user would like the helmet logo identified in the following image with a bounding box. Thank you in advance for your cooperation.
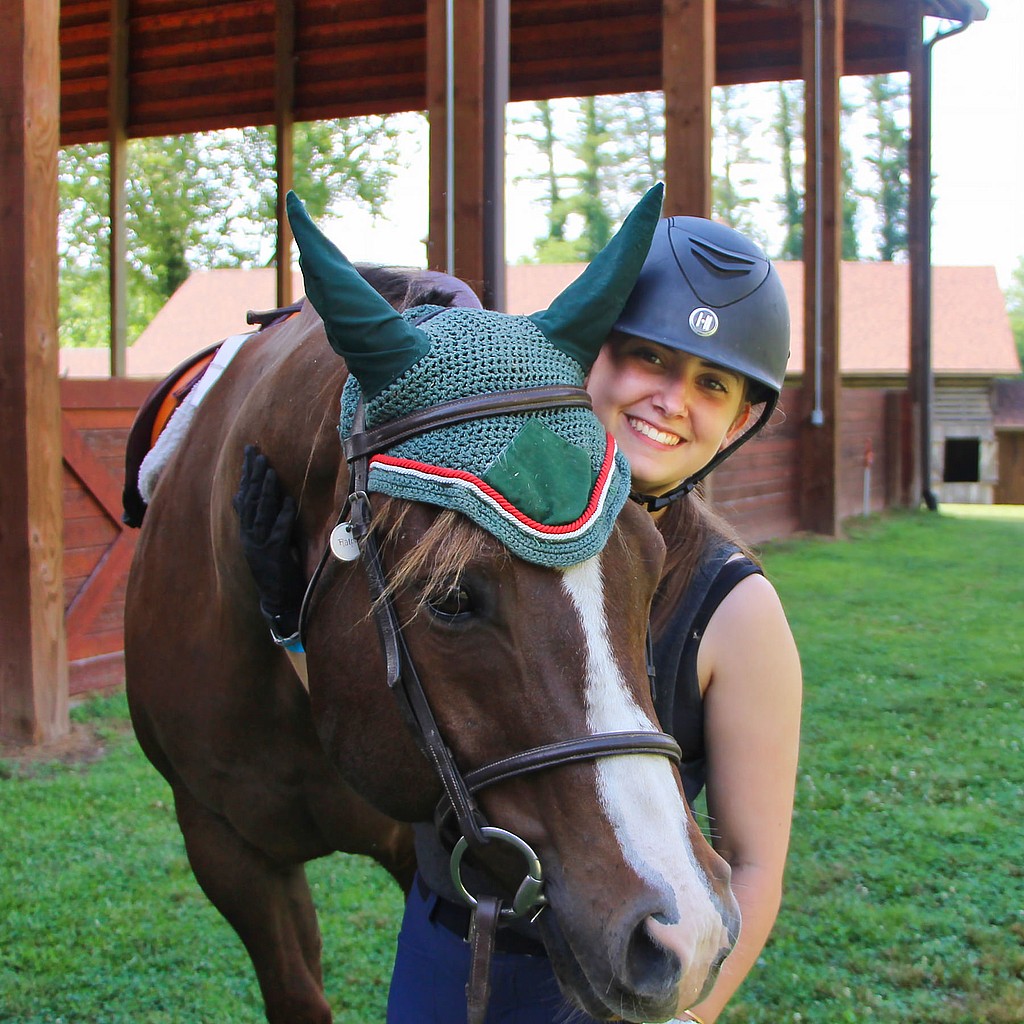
[689,307,719,337]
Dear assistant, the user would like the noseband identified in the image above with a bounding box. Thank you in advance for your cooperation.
[298,382,681,1018]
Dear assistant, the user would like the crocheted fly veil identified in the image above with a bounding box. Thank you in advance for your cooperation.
[287,186,663,568]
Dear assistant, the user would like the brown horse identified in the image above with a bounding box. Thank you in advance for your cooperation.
[124,189,739,1024]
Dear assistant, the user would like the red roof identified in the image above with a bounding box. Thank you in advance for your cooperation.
[60,261,1020,380]
[776,262,1019,377]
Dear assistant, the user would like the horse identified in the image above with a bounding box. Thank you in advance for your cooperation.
[123,186,739,1024]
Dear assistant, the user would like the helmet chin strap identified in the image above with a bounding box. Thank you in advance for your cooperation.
[628,396,778,513]
[630,479,697,513]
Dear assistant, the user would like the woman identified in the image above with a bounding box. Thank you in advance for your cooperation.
[235,216,801,1024]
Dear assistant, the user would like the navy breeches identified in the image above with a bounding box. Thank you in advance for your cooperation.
[386,874,606,1024]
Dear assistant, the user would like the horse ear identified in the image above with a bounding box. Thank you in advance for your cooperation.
[286,192,431,399]
[528,183,664,372]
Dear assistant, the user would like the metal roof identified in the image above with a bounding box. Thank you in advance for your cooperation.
[59,0,986,145]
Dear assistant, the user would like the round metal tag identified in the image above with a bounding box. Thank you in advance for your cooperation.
[329,522,361,561]
[688,307,719,337]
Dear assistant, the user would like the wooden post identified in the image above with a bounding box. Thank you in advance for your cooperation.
[275,0,295,307]
[0,0,69,743]
[906,0,933,508]
[798,0,843,536]
[108,0,129,377]
[426,0,508,309]
[662,0,714,217]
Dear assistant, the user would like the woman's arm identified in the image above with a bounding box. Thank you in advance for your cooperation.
[686,572,802,1023]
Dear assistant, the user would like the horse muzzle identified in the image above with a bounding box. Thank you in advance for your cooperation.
[535,875,739,1023]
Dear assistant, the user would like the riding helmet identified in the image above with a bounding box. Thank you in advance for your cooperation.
[612,216,791,508]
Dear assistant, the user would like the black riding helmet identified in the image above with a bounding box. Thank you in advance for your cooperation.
[613,216,791,511]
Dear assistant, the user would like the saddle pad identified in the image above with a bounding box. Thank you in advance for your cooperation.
[136,332,251,506]
[122,342,221,526]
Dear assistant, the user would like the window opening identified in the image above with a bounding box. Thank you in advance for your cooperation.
[943,438,980,483]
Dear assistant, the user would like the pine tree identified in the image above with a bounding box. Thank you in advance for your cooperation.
[863,73,910,261]
[711,86,767,247]
[514,97,617,263]
[573,96,613,259]
[601,91,665,213]
[773,81,804,260]
[839,89,860,260]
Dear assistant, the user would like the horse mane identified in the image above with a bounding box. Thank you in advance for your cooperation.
[355,264,458,312]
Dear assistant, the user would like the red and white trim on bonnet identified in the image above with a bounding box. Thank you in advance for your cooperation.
[369,432,621,542]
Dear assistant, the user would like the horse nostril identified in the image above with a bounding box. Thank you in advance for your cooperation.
[624,916,681,995]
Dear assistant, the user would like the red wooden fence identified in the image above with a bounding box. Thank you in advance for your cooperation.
[61,378,153,695]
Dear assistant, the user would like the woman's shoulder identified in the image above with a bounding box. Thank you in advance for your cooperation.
[712,569,790,637]
[699,570,801,694]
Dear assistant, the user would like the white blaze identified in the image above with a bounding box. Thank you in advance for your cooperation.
[560,556,722,933]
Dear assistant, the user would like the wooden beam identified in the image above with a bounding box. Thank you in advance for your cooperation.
[426,0,508,308]
[275,0,295,307]
[0,0,68,743]
[108,0,129,377]
[906,0,933,507]
[483,0,509,311]
[662,0,714,216]
[798,0,844,536]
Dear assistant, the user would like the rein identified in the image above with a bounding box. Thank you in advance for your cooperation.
[298,384,681,1024]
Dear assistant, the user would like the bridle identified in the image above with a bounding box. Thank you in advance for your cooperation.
[298,382,681,1022]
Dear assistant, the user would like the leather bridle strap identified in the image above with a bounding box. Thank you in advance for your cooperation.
[358,521,489,847]
[467,896,501,1024]
[435,731,681,834]
[464,731,681,793]
[343,385,593,462]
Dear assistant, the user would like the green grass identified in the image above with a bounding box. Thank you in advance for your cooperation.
[2,508,1022,1023]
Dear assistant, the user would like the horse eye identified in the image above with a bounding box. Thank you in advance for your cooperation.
[428,584,473,620]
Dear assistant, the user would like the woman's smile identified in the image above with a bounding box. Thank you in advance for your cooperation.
[626,415,684,448]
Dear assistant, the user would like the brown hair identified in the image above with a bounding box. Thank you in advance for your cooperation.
[650,487,759,635]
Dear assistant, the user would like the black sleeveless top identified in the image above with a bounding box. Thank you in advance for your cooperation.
[414,539,763,905]
[651,541,762,808]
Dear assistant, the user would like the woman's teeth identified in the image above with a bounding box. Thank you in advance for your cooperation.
[628,417,680,446]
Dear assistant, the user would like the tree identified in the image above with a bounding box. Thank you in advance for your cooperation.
[227,118,402,264]
[1005,257,1024,367]
[839,88,860,260]
[58,118,403,346]
[600,92,665,214]
[773,81,804,261]
[571,96,614,259]
[863,73,910,261]
[711,86,767,247]
[513,97,618,263]
[529,101,570,245]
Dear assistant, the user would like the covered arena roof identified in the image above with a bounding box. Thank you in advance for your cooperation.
[60,0,986,145]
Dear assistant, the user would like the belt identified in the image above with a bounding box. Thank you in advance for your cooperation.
[418,875,548,957]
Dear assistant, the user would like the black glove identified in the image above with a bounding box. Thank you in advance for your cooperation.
[232,445,307,644]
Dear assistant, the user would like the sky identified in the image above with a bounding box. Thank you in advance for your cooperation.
[328,0,1023,291]
[929,0,1023,287]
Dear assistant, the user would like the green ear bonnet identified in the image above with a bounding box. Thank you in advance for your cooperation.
[287,186,663,569]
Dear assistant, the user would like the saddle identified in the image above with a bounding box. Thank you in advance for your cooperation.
[121,302,303,527]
